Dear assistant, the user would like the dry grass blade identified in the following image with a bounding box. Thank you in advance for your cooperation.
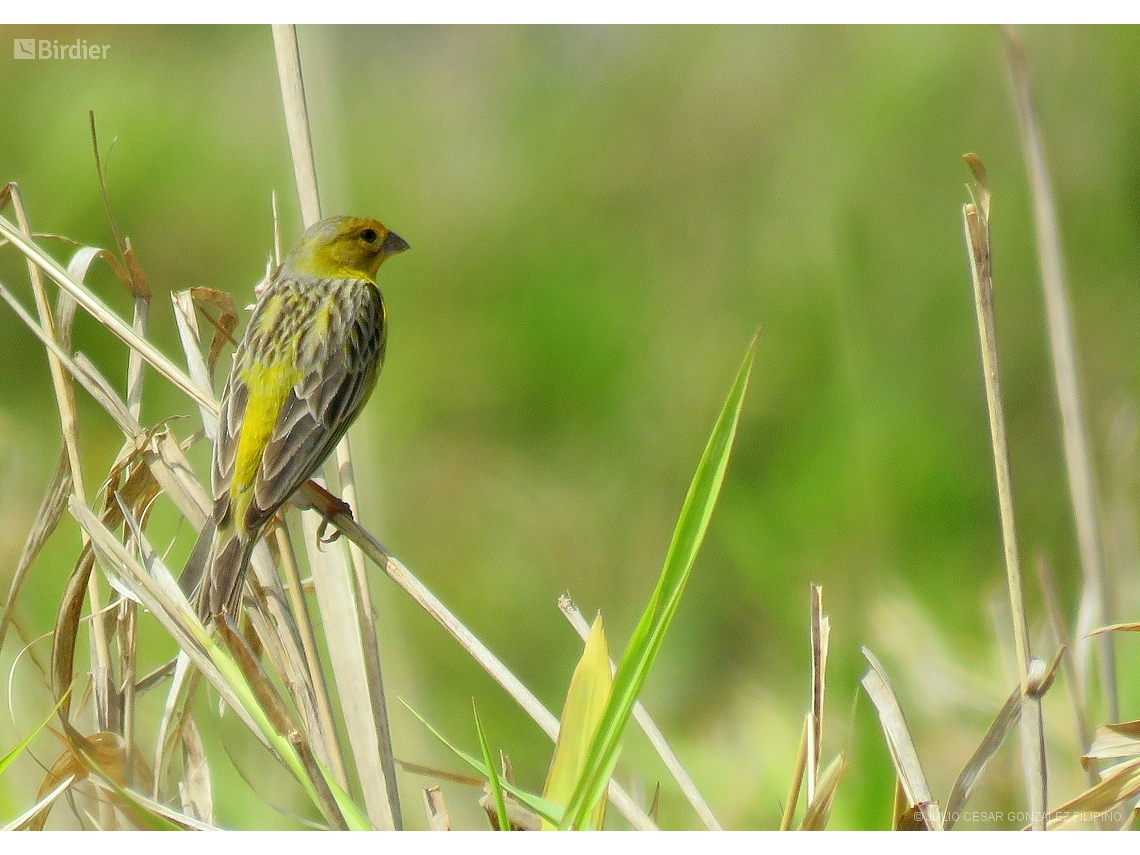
[272,24,321,225]
[338,459,402,825]
[50,549,95,725]
[557,594,720,829]
[798,752,847,831]
[3,774,76,831]
[943,684,1022,829]
[0,447,70,653]
[423,786,451,831]
[78,497,371,829]
[171,289,219,440]
[1034,757,1140,830]
[267,524,348,787]
[1088,622,1140,636]
[301,510,396,829]
[68,498,266,750]
[1002,25,1117,723]
[9,190,114,757]
[1085,721,1140,762]
[179,714,212,823]
[190,286,238,379]
[0,273,139,435]
[1038,554,1096,789]
[860,647,942,829]
[780,715,809,830]
[123,246,150,421]
[0,215,216,413]
[962,152,1047,828]
[238,538,345,787]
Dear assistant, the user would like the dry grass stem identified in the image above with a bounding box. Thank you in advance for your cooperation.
[780,715,809,830]
[962,152,1047,828]
[1002,26,1117,723]
[808,583,829,804]
[272,22,401,829]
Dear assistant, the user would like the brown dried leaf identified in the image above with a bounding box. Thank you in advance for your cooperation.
[51,548,96,724]
[191,286,238,377]
[895,801,937,831]
[122,239,151,299]
[30,730,131,830]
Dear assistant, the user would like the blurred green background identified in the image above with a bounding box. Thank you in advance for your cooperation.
[2,24,1140,830]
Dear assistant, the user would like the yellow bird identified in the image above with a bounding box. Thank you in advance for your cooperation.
[183,216,409,620]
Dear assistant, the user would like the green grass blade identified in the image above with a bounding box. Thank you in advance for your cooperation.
[473,699,510,830]
[560,334,758,829]
[0,691,70,777]
[401,697,565,826]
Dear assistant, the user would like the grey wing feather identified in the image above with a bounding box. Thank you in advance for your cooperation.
[211,372,248,524]
[244,284,385,532]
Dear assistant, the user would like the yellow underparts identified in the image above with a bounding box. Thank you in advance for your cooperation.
[231,360,302,530]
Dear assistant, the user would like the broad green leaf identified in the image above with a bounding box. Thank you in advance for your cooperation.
[560,334,757,829]
[543,615,612,830]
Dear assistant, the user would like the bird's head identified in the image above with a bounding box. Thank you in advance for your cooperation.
[282,216,409,281]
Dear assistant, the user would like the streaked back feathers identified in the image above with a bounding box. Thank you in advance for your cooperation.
[183,215,407,621]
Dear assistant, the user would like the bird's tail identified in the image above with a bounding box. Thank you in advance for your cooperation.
[181,519,255,622]
[180,517,216,604]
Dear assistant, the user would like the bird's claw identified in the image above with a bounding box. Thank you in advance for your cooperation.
[310,486,353,546]
[317,517,343,545]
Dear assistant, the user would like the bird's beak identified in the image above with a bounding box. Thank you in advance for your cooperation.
[381,230,410,257]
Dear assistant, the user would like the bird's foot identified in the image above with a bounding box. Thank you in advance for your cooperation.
[305,481,353,544]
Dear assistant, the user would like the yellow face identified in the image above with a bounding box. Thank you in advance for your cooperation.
[283,215,409,281]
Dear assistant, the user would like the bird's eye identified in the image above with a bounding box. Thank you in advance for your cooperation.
[360,228,378,244]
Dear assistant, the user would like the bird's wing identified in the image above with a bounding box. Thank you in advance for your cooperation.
[243,281,386,532]
[211,362,249,525]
